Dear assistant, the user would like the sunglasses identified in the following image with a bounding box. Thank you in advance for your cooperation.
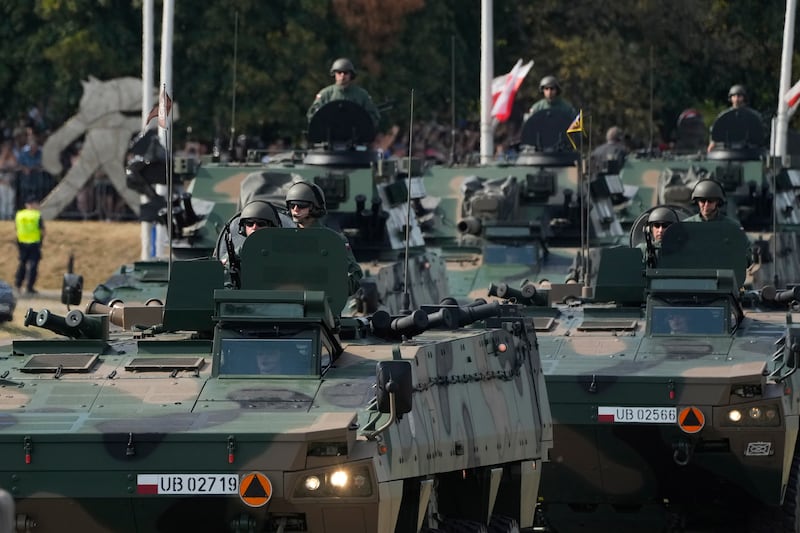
[651,222,671,229]
[287,201,312,210]
[243,219,269,228]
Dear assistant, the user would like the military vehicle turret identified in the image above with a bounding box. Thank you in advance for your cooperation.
[490,220,800,530]
[1,227,552,532]
[106,101,448,316]
[619,105,771,233]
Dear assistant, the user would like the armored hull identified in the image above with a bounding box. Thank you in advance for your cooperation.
[0,228,552,533]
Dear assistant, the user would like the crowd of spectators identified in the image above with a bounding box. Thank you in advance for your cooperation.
[0,104,552,222]
[0,110,133,221]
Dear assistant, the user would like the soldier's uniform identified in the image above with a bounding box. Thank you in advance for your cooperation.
[303,217,363,296]
[528,97,575,116]
[286,181,363,296]
[684,212,742,226]
[307,58,379,127]
[308,84,379,127]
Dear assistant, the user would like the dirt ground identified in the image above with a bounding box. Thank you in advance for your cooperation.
[0,220,142,340]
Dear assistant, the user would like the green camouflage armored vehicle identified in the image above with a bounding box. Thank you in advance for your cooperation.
[2,227,552,533]
[491,220,800,531]
[107,101,448,315]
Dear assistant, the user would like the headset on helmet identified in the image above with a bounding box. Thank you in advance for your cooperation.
[286,181,327,218]
[691,179,726,205]
[237,200,281,236]
[330,58,356,79]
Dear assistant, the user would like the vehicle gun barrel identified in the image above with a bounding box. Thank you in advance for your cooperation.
[370,309,430,339]
[426,307,458,329]
[64,310,108,340]
[84,299,163,330]
[85,299,125,328]
[489,282,548,306]
[23,308,106,339]
[457,217,482,235]
[452,301,501,327]
[760,285,800,305]
[489,282,536,303]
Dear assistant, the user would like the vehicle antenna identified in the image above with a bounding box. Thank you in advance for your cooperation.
[771,164,779,286]
[648,45,654,152]
[584,112,593,292]
[449,35,456,166]
[401,89,415,315]
[577,113,589,291]
[165,83,174,278]
[228,11,239,155]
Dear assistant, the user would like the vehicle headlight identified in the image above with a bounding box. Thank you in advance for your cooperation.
[293,464,373,498]
[722,402,781,427]
[303,476,321,491]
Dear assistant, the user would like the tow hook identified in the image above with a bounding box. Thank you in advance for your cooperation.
[672,439,693,466]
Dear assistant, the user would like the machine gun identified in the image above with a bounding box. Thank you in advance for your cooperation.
[223,224,241,289]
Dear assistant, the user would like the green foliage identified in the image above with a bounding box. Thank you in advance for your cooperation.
[0,0,796,148]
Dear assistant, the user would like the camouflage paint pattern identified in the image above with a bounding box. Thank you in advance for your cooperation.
[0,228,552,533]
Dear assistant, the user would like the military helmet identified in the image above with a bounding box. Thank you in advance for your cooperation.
[728,84,747,99]
[539,75,561,93]
[330,58,356,78]
[691,179,726,205]
[647,206,679,225]
[606,126,623,143]
[237,200,281,236]
[286,181,327,218]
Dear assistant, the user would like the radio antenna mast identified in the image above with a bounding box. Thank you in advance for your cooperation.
[401,89,415,315]
[228,12,239,155]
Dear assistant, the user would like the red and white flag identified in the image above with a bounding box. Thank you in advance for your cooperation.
[157,85,173,128]
[491,59,534,123]
[786,79,800,118]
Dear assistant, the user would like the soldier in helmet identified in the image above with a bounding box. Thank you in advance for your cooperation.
[285,181,363,295]
[708,84,763,151]
[684,179,741,226]
[238,199,282,237]
[222,200,282,274]
[590,126,628,172]
[527,75,575,117]
[307,58,380,127]
[637,206,679,266]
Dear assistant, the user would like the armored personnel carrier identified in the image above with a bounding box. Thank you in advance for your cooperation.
[1,227,552,533]
[109,101,448,315]
[489,220,800,530]
[618,105,771,232]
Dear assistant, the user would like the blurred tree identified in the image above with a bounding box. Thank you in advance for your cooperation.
[0,0,795,150]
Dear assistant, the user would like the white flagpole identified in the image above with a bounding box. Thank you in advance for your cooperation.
[140,0,155,260]
[774,0,797,159]
[155,0,174,259]
[479,0,494,164]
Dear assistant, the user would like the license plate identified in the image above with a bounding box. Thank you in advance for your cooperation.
[598,406,677,424]
[137,474,239,495]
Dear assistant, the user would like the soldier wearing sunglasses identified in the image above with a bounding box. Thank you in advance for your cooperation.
[637,206,679,267]
[285,181,363,295]
[237,200,281,237]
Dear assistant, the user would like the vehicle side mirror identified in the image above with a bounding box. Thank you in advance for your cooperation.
[376,361,412,416]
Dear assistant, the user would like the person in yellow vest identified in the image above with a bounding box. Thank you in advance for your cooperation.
[15,196,45,295]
